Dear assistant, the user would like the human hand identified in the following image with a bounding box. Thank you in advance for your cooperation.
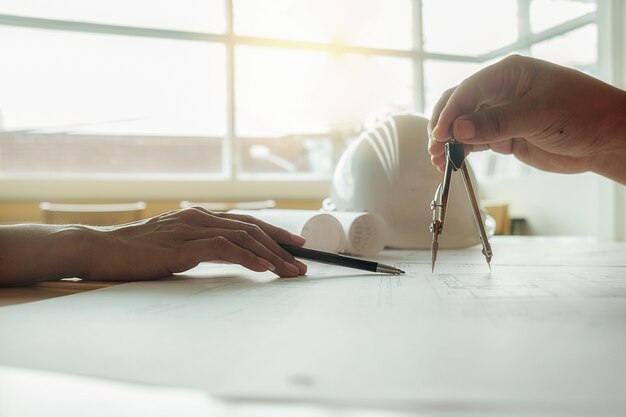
[428,55,626,184]
[82,207,308,281]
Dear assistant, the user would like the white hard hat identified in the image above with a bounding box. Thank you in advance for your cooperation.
[324,113,483,249]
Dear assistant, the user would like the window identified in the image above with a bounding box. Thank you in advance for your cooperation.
[420,0,599,182]
[0,0,602,199]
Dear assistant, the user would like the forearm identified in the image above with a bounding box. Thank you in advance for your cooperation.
[0,224,95,286]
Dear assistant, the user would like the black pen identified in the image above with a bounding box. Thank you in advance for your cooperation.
[279,244,405,275]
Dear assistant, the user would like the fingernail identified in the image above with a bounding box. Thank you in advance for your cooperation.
[257,258,276,271]
[284,262,300,274]
[290,234,306,245]
[455,119,475,140]
[431,125,442,140]
[294,259,308,273]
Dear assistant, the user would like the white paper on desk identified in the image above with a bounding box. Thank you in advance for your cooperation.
[231,209,387,256]
[0,238,625,414]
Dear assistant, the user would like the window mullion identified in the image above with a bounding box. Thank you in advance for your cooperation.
[412,0,425,114]
[478,11,596,63]
[0,13,227,42]
[517,0,531,56]
[225,0,237,180]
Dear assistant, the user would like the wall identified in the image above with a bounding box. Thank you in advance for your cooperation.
[482,171,615,238]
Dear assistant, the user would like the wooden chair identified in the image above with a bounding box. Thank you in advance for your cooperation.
[39,202,146,225]
[482,201,511,235]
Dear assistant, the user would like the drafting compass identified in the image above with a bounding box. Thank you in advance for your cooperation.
[429,138,493,272]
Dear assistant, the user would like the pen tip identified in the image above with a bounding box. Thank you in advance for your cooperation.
[399,269,406,274]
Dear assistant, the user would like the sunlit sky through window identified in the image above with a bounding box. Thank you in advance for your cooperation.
[0,0,598,137]
[233,0,412,50]
[0,0,226,33]
[0,27,226,136]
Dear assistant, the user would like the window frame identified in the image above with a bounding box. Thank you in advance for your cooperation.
[0,0,609,201]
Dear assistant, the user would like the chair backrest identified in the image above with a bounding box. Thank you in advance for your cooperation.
[179,200,276,212]
[39,202,146,225]
[482,201,511,235]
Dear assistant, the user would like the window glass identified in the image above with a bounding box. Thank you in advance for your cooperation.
[0,27,226,176]
[424,56,522,182]
[422,0,518,56]
[530,24,597,73]
[236,46,413,176]
[468,151,532,183]
[0,0,225,33]
[0,27,226,136]
[422,60,482,117]
[238,136,336,178]
[0,0,602,182]
[530,0,596,33]
[0,135,224,176]
[236,46,413,137]
[233,0,413,50]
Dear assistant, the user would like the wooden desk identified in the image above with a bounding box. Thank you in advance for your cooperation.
[0,280,118,307]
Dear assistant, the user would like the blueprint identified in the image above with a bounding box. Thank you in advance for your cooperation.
[0,237,624,414]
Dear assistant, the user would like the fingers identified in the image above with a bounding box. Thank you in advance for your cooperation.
[430,143,473,172]
[497,138,592,174]
[428,87,456,141]
[430,139,513,171]
[430,98,535,172]
[431,87,474,144]
[216,212,308,275]
[176,207,307,276]
[450,99,533,144]
[428,72,492,164]
[460,137,592,174]
[430,67,498,143]
[430,152,447,172]
[428,87,455,169]
[429,55,533,149]
[185,228,304,277]
[184,237,284,275]
[217,212,305,245]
